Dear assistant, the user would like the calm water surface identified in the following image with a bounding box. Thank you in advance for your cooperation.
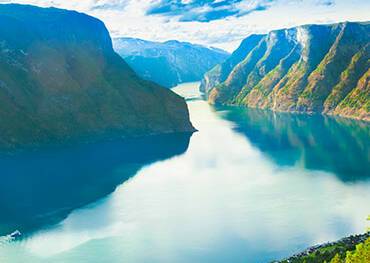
[0,82,369,263]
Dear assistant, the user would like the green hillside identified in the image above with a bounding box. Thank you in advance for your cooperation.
[202,22,369,121]
[0,4,194,150]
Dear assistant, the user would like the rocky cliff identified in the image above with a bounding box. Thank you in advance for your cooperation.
[201,22,369,121]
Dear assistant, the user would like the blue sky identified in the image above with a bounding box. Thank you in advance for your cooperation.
[1,0,369,51]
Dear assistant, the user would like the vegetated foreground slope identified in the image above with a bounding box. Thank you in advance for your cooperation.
[113,37,229,88]
[201,22,370,121]
[0,4,194,150]
[278,232,370,263]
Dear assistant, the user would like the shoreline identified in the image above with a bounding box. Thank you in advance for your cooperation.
[276,232,370,262]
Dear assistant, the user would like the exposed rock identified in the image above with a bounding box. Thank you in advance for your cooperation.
[201,22,370,121]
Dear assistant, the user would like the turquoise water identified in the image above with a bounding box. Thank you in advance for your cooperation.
[0,82,369,262]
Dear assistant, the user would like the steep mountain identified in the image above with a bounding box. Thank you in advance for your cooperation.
[202,22,370,121]
[0,4,194,151]
[200,34,265,93]
[113,38,229,88]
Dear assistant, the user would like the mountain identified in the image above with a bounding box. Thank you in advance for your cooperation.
[113,38,229,88]
[201,22,370,121]
[0,4,194,151]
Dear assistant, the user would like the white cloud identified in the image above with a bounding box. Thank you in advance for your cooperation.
[1,0,369,51]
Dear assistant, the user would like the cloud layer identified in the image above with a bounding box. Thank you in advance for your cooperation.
[0,0,369,51]
[146,0,274,22]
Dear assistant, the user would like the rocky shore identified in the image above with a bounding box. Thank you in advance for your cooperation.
[275,232,370,263]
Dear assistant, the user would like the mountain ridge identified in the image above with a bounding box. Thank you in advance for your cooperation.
[0,4,195,151]
[201,21,370,121]
[113,37,229,88]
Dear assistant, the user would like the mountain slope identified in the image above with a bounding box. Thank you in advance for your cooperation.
[200,34,264,93]
[113,38,229,88]
[202,22,370,121]
[0,4,194,151]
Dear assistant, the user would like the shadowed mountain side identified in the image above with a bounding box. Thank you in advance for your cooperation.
[215,105,370,181]
[0,4,194,151]
[0,133,191,236]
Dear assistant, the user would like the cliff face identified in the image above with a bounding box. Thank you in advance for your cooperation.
[201,22,370,121]
[113,38,229,88]
[0,4,194,150]
[200,34,264,93]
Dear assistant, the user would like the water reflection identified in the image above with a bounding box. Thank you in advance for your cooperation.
[216,106,370,181]
[0,83,369,263]
[0,133,191,236]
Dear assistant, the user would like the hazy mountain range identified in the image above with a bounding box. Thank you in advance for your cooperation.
[201,21,370,121]
[113,38,229,88]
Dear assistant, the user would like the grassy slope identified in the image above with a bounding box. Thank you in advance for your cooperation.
[200,34,264,93]
[0,4,194,150]
[203,22,369,121]
[333,68,370,121]
[323,44,369,113]
[297,23,369,112]
[209,37,267,104]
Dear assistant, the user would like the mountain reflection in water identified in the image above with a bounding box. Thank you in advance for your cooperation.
[216,106,370,182]
[0,133,191,236]
[0,82,369,263]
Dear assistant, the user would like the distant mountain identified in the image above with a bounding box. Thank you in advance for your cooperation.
[201,22,370,121]
[0,4,194,151]
[113,38,229,88]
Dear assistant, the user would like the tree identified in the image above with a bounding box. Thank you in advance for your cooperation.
[330,253,343,263]
[345,237,370,263]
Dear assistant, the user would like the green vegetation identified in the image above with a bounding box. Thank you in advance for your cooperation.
[0,4,194,150]
[279,217,370,263]
[334,69,370,120]
[278,235,370,263]
[323,45,369,113]
[200,34,264,93]
[202,22,370,121]
[340,237,370,263]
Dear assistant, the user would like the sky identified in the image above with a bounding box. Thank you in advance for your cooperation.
[1,0,369,51]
